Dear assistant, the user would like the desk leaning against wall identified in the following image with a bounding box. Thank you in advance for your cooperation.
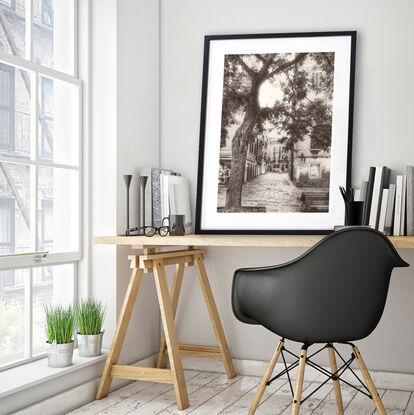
[93,234,414,410]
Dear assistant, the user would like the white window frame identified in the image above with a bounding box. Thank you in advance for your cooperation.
[0,0,82,372]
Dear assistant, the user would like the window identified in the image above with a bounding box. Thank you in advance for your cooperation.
[0,0,80,371]
[0,198,15,253]
[0,63,14,150]
[40,76,53,160]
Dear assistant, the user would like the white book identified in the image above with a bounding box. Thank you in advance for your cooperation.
[394,175,403,236]
[378,189,389,233]
[400,173,407,235]
[354,189,361,201]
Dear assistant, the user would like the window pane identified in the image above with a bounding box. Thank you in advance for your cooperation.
[38,166,78,252]
[0,63,32,159]
[0,268,27,367]
[0,162,33,254]
[33,0,74,74]
[33,263,74,356]
[0,0,26,58]
[39,76,79,165]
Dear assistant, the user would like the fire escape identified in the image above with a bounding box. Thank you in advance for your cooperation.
[0,5,53,232]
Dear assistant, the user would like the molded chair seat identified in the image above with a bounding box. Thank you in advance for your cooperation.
[232,227,409,414]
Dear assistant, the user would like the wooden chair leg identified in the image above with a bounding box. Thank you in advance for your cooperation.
[194,255,236,379]
[353,346,387,415]
[156,263,185,369]
[328,344,344,414]
[96,268,144,399]
[249,340,284,415]
[291,347,307,415]
[153,260,189,410]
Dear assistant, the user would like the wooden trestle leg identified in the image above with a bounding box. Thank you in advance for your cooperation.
[194,255,236,379]
[96,247,235,410]
[153,260,189,409]
[96,267,144,399]
[157,263,185,369]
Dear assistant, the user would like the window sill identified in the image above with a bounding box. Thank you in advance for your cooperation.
[0,349,108,399]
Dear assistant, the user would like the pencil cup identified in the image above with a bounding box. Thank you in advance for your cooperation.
[345,201,364,226]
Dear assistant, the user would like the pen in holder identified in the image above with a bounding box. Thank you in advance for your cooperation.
[345,201,364,226]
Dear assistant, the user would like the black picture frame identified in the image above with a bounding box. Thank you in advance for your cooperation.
[195,31,356,235]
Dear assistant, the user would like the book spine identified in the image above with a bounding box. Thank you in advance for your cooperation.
[394,175,403,236]
[384,184,396,236]
[369,167,382,229]
[363,167,376,225]
[378,189,389,233]
[400,173,407,235]
[152,169,161,227]
[407,166,414,235]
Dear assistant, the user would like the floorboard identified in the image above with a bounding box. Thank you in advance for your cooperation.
[69,370,414,415]
[381,389,411,415]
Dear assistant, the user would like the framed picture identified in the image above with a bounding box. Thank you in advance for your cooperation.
[195,31,356,234]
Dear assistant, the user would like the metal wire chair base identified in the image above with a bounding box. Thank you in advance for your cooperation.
[266,340,372,405]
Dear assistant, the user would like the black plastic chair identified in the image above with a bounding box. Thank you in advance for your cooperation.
[232,227,409,415]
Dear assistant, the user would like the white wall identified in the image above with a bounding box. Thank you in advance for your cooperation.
[160,0,414,373]
[115,0,161,364]
[90,0,160,365]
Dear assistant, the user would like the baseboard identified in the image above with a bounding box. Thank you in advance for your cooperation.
[180,355,414,392]
[13,354,157,415]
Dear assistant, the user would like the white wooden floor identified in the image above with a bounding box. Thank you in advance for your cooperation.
[68,370,414,415]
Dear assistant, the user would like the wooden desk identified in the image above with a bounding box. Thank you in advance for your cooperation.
[94,234,414,249]
[93,234,414,410]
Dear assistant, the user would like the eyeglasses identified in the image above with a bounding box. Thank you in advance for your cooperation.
[126,225,170,237]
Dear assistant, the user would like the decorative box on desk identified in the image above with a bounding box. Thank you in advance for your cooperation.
[93,233,414,410]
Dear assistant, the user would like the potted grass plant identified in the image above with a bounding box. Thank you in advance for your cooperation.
[44,304,75,368]
[77,298,106,357]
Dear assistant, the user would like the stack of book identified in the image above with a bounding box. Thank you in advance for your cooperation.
[355,166,414,236]
[140,167,192,233]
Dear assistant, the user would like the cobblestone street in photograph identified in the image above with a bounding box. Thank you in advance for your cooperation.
[218,172,305,212]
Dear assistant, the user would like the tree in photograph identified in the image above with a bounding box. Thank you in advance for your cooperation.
[221,53,307,211]
[276,53,334,180]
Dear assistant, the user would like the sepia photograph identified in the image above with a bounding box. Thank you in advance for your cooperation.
[196,32,355,233]
[217,51,335,214]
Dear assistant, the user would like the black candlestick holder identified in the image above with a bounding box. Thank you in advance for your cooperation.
[139,176,148,230]
[123,175,132,235]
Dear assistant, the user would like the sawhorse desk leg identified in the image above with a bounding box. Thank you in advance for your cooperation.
[96,267,144,399]
[96,248,235,410]
[156,254,236,379]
